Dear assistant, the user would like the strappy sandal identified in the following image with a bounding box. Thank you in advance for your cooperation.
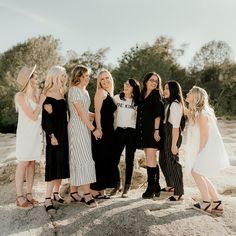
[92,193,110,200]
[193,200,212,215]
[53,192,65,204]
[44,197,56,214]
[84,193,97,208]
[168,195,183,202]
[70,192,85,203]
[161,187,174,192]
[212,200,223,214]
[16,195,33,209]
[26,193,39,206]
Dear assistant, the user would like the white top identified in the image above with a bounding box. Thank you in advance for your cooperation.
[15,95,42,161]
[164,102,183,128]
[185,111,230,177]
[114,94,137,129]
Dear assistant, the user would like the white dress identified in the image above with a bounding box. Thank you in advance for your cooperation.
[185,111,230,178]
[16,95,42,161]
[68,87,96,186]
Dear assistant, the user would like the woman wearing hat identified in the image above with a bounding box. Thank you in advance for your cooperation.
[15,65,46,209]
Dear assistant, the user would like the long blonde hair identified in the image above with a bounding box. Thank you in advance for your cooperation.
[187,86,216,123]
[43,66,67,96]
[96,69,114,96]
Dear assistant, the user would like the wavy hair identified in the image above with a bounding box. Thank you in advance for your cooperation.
[70,65,89,87]
[43,65,67,96]
[187,86,216,123]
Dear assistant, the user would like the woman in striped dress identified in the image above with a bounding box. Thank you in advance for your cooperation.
[68,65,101,207]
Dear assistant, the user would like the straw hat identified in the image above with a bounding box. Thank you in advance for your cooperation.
[17,65,37,91]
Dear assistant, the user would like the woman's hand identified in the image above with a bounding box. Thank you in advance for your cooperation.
[93,129,102,140]
[154,130,161,142]
[171,145,178,155]
[50,134,59,145]
[44,104,53,114]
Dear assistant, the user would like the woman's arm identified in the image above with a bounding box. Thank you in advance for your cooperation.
[94,89,105,132]
[171,128,179,155]
[198,114,209,153]
[153,116,161,142]
[73,101,101,139]
[16,93,45,121]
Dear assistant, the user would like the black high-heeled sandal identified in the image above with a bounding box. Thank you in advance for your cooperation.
[193,200,212,214]
[44,197,56,214]
[84,193,97,207]
[212,200,223,213]
[53,192,64,204]
[70,192,85,203]
[168,195,183,202]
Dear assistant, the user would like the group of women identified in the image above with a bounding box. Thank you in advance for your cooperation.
[14,64,229,215]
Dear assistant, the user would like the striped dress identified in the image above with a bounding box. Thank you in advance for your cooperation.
[68,86,96,186]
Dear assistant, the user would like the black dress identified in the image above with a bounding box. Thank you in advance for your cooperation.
[42,97,70,181]
[90,94,117,190]
[136,89,164,150]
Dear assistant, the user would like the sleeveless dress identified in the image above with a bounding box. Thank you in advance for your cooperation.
[90,93,117,190]
[68,87,96,186]
[42,97,70,181]
[185,111,230,178]
[16,95,42,161]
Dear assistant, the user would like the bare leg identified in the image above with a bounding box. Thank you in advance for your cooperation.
[53,179,62,193]
[192,170,212,209]
[144,148,157,167]
[15,161,29,205]
[25,161,35,194]
[45,180,55,199]
[204,176,223,210]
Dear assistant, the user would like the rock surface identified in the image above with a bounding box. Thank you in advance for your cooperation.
[0,120,235,236]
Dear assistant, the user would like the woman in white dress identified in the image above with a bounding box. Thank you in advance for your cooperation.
[15,65,45,208]
[185,86,230,214]
[68,65,101,207]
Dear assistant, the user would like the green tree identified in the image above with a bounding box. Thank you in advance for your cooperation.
[189,40,232,72]
[112,36,188,94]
[0,35,61,132]
[64,48,110,109]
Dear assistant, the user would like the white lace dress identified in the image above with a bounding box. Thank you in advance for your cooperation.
[16,96,42,161]
[185,112,230,178]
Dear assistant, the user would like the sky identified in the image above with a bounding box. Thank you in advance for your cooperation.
[0,0,236,68]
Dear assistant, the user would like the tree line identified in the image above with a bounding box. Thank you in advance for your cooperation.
[0,35,235,133]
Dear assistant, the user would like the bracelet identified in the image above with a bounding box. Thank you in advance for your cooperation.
[154,128,159,131]
[91,127,96,133]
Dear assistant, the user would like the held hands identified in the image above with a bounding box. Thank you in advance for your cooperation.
[93,129,102,140]
[154,130,161,142]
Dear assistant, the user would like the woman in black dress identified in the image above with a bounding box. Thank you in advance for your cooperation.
[90,69,117,199]
[42,66,70,213]
[136,72,164,199]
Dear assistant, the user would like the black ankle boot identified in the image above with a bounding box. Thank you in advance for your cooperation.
[154,165,161,197]
[142,167,156,199]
